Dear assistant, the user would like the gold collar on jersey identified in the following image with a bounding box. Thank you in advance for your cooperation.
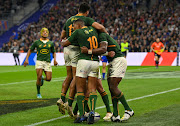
[81,26,87,29]
[76,13,84,16]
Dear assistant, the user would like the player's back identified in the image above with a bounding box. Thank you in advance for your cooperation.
[73,26,99,61]
[63,14,95,38]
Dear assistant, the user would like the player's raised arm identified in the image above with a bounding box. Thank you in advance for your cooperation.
[60,30,66,40]
[92,22,108,34]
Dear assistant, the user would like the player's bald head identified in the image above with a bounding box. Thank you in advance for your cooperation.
[73,19,85,30]
[73,19,85,27]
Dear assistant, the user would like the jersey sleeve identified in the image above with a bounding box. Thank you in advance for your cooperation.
[86,17,95,26]
[68,30,79,45]
[161,42,164,47]
[151,43,155,48]
[99,33,108,43]
[30,41,37,51]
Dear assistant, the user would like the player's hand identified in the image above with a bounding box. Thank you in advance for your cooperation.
[161,49,164,52]
[81,46,88,54]
[108,51,115,57]
[54,60,58,66]
[23,60,29,67]
[154,50,158,53]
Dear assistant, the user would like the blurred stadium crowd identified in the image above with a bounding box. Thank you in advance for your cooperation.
[0,0,29,18]
[0,0,179,53]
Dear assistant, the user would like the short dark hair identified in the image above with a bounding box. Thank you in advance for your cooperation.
[79,2,90,13]
[73,19,85,26]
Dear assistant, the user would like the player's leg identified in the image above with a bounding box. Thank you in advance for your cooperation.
[87,76,98,124]
[108,77,132,111]
[36,69,43,98]
[108,57,133,122]
[96,79,112,121]
[65,66,77,118]
[44,71,52,81]
[66,49,80,117]
[57,66,73,115]
[102,62,107,80]
[84,86,90,113]
[74,60,89,123]
[59,47,73,103]
[74,76,87,123]
[13,54,17,65]
[61,66,73,102]
[17,55,20,65]
[154,54,159,68]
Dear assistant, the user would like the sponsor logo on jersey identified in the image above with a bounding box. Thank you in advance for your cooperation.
[39,45,42,48]
[71,17,79,22]
[84,30,89,34]
[40,49,49,54]
[89,29,93,32]
[48,44,51,48]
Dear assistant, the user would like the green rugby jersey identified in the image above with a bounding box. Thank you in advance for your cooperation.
[30,39,55,63]
[68,26,99,61]
[99,33,123,62]
[63,14,95,46]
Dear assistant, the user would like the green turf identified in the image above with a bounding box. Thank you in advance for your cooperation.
[0,66,180,126]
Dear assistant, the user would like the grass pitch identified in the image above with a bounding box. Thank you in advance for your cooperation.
[0,66,180,126]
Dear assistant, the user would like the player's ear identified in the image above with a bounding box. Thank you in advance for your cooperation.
[86,11,89,16]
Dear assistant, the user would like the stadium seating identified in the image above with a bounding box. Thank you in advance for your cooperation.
[0,0,179,53]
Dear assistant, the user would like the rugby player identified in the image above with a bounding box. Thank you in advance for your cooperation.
[57,2,110,118]
[82,32,134,122]
[101,56,108,80]
[151,38,165,68]
[24,28,58,98]
[61,19,109,124]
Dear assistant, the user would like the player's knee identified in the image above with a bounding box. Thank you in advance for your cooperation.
[37,76,42,81]
[67,74,73,80]
[109,85,116,92]
[70,83,75,90]
[46,77,51,81]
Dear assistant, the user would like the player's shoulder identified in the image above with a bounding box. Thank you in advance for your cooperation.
[99,32,107,36]
[48,40,54,44]
[68,15,81,23]
[34,40,40,43]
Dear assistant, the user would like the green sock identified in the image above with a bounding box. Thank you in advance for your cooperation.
[73,102,78,115]
[117,92,132,111]
[89,92,97,111]
[84,98,90,112]
[68,97,74,107]
[36,85,40,94]
[77,92,85,116]
[101,91,111,113]
[61,92,66,103]
[112,96,119,117]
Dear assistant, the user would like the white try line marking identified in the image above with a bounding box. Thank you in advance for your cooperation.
[0,77,66,86]
[26,87,180,126]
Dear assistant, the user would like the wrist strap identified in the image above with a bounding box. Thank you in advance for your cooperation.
[88,50,92,54]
